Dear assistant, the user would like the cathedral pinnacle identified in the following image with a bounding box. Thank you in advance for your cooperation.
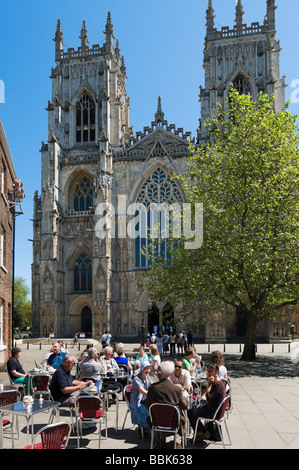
[53,19,64,60]
[206,0,215,40]
[266,0,276,31]
[155,96,165,125]
[105,11,114,36]
[79,19,89,52]
[235,0,244,33]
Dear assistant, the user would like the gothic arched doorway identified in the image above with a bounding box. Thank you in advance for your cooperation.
[81,306,92,337]
[148,303,159,335]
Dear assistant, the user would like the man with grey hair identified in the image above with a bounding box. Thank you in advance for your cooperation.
[146,361,189,449]
[49,354,92,408]
[79,347,106,381]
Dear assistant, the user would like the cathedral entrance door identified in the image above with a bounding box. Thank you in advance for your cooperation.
[81,306,92,338]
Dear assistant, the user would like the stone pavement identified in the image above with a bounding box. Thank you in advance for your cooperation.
[1,339,299,452]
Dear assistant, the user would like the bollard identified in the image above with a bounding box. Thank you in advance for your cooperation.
[40,343,41,350]
[272,344,274,353]
[239,344,242,353]
[27,342,29,350]
[223,343,226,353]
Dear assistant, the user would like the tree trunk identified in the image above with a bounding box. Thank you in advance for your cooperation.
[241,315,259,361]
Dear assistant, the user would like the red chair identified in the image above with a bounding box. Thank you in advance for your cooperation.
[24,421,71,449]
[149,403,183,449]
[192,394,232,448]
[0,389,21,448]
[31,374,50,399]
[75,395,107,448]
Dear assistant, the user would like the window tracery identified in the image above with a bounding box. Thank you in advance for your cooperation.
[76,94,95,143]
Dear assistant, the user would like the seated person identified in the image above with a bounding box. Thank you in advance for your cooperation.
[136,346,149,363]
[182,347,200,375]
[47,342,67,369]
[7,347,31,394]
[79,347,106,382]
[130,361,152,435]
[170,359,192,391]
[114,345,133,374]
[49,354,91,407]
[100,346,120,394]
[187,363,226,441]
[146,361,189,449]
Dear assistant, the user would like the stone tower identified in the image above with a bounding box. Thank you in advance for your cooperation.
[32,13,133,337]
[199,0,286,139]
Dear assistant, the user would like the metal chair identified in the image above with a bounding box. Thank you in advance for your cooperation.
[75,395,107,448]
[149,403,183,449]
[23,421,71,449]
[0,389,21,448]
[31,374,51,400]
[192,394,232,448]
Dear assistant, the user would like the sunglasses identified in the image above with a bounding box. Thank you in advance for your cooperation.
[175,365,182,369]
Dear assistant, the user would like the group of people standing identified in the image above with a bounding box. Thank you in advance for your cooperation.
[146,329,194,357]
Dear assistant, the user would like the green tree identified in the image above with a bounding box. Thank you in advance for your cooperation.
[146,89,299,360]
[14,276,31,329]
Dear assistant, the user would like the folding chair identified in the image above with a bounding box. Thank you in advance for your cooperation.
[75,395,107,448]
[149,403,183,449]
[24,421,71,449]
[192,394,232,448]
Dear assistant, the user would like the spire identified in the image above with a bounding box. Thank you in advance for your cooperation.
[104,11,114,54]
[235,0,244,34]
[79,19,89,54]
[53,19,64,60]
[206,1,215,40]
[155,97,165,125]
[266,0,276,31]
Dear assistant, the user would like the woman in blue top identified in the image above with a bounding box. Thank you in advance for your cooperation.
[114,345,133,374]
[130,361,152,434]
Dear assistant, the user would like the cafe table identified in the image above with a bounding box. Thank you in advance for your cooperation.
[0,398,60,449]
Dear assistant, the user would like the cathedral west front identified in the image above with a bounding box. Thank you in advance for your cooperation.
[31,1,295,342]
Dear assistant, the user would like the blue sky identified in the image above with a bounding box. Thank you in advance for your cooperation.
[0,0,298,294]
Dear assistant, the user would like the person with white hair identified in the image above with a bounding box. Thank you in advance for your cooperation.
[79,347,106,381]
[145,361,189,449]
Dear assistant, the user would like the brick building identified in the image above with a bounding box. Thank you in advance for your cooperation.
[0,120,24,366]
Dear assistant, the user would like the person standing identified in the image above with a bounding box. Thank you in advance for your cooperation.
[169,332,176,356]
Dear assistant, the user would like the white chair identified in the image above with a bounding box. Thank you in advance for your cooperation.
[192,394,232,448]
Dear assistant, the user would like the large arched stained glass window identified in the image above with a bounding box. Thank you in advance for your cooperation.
[76,94,95,143]
[74,177,93,212]
[135,167,183,268]
[74,253,92,292]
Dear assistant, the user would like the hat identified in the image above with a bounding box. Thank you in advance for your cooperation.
[140,361,151,371]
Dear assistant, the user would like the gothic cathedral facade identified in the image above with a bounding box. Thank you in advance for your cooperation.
[32,1,292,342]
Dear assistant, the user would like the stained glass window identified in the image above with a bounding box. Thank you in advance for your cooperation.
[135,167,183,268]
[74,177,93,212]
[76,94,95,143]
[74,253,92,292]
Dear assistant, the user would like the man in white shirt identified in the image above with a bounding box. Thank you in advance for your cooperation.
[170,359,192,391]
